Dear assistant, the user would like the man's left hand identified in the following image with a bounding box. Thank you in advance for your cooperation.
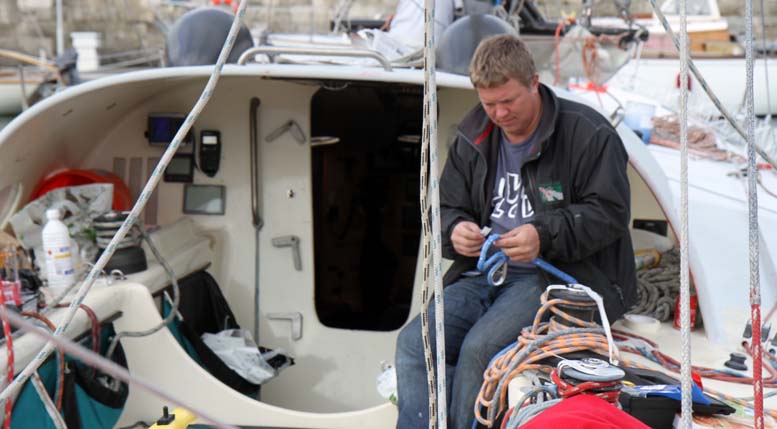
[494,224,540,262]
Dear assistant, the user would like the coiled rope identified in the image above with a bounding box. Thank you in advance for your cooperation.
[474,289,622,427]
[0,0,248,406]
[630,248,680,322]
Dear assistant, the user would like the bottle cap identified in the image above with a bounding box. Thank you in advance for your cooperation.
[46,209,62,220]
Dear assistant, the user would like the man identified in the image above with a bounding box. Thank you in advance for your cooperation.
[394,34,636,429]
[382,0,457,50]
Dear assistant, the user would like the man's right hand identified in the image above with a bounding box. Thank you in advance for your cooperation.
[451,221,485,257]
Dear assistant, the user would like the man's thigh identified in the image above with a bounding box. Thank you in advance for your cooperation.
[399,275,489,361]
[462,274,546,361]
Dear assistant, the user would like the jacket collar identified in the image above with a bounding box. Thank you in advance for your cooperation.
[457,83,560,157]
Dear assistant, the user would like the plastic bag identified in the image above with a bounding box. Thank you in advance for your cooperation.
[201,329,281,385]
[9,183,113,279]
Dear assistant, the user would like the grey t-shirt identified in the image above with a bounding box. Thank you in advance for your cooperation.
[489,129,538,272]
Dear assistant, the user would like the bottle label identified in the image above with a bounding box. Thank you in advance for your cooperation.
[46,246,75,276]
[1,281,21,306]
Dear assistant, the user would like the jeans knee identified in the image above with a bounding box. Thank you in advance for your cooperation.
[458,335,496,370]
[396,318,423,363]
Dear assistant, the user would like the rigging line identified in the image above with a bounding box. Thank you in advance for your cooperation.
[104,226,181,361]
[646,0,777,171]
[30,373,66,429]
[3,309,240,429]
[746,0,765,426]
[420,0,446,428]
[758,0,772,121]
[678,0,692,427]
[0,0,249,404]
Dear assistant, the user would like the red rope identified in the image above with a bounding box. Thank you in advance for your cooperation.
[752,304,764,429]
[613,329,777,386]
[553,20,566,86]
[550,369,621,404]
[500,406,514,429]
[0,291,13,429]
[76,304,100,378]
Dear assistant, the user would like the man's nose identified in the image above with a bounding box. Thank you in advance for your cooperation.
[495,106,509,119]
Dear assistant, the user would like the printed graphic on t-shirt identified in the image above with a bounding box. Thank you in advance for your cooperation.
[491,172,534,221]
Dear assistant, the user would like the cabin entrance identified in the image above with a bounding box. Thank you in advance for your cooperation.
[310,84,423,332]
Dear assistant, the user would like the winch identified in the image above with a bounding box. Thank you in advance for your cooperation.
[551,358,625,404]
[93,211,147,275]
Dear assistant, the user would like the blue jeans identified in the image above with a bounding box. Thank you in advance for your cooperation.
[395,273,546,429]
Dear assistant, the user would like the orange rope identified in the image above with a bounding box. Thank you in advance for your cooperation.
[553,19,569,86]
[474,291,619,426]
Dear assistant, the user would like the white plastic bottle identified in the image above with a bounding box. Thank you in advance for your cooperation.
[376,361,398,405]
[42,209,76,296]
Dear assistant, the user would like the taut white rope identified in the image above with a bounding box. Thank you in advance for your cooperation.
[419,0,447,428]
[758,0,772,120]
[745,0,765,427]
[678,0,692,427]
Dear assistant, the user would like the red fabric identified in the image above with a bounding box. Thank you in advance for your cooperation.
[518,394,650,429]
[473,122,494,145]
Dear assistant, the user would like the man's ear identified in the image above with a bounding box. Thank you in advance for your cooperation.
[531,74,540,93]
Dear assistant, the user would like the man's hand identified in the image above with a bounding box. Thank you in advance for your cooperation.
[494,224,540,263]
[451,221,485,257]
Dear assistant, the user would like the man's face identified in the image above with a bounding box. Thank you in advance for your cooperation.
[476,76,540,138]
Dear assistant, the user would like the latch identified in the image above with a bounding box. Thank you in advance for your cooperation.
[272,235,301,271]
[267,312,303,341]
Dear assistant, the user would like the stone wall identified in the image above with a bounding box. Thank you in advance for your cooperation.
[0,0,774,60]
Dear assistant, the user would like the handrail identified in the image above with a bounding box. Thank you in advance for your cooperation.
[237,46,393,71]
[0,49,58,73]
[0,49,62,86]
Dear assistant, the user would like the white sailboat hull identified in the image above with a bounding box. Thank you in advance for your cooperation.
[609,56,777,117]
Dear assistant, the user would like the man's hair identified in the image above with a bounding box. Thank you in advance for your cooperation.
[469,34,537,88]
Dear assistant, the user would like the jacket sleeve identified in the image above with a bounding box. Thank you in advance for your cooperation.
[530,126,631,262]
[440,137,478,260]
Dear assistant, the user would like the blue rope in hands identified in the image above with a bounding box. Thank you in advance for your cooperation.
[477,233,579,287]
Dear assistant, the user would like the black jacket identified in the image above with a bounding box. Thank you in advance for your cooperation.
[440,84,636,319]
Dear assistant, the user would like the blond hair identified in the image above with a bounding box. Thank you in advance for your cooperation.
[469,34,537,88]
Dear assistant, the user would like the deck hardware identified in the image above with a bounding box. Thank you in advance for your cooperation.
[724,352,748,371]
[267,312,303,341]
[310,136,340,147]
[110,269,126,281]
[287,189,295,199]
[237,46,393,72]
[265,120,306,144]
[250,97,263,343]
[272,235,301,271]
